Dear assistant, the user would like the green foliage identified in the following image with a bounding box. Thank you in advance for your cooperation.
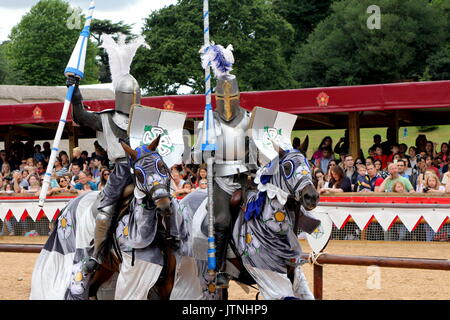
[426,45,450,80]
[0,42,11,84]
[132,0,295,96]
[90,19,133,83]
[272,0,333,60]
[6,0,99,86]
[291,0,448,88]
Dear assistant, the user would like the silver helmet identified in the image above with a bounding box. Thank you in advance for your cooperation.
[115,74,141,115]
[215,74,240,122]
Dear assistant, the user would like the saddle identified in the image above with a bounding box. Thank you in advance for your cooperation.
[91,183,135,222]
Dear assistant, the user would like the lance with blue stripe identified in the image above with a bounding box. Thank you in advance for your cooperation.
[39,1,96,207]
[201,0,218,280]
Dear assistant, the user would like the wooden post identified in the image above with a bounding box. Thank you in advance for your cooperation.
[67,122,79,157]
[313,264,323,300]
[4,126,14,152]
[348,112,360,160]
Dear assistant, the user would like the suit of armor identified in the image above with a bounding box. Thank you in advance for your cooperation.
[193,74,256,286]
[68,74,140,273]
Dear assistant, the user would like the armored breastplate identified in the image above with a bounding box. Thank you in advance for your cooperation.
[214,108,250,177]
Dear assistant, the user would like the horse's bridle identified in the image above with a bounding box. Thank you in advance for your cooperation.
[130,152,172,200]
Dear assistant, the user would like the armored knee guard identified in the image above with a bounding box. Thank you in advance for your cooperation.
[92,204,116,263]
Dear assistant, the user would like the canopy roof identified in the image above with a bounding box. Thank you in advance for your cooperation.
[1,80,449,132]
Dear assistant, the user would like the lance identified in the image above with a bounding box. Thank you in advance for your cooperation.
[201,0,218,282]
[38,1,96,207]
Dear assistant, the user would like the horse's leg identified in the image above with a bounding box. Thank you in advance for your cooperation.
[155,248,177,300]
[114,252,163,300]
[291,265,315,300]
[88,266,115,299]
[243,264,296,300]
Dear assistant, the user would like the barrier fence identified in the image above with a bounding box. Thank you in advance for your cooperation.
[0,243,449,300]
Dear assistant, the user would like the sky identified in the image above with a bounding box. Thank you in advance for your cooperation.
[0,0,178,42]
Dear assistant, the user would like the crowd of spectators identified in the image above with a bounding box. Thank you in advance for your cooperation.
[308,131,450,196]
[0,139,112,198]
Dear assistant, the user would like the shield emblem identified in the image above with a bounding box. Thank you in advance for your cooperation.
[128,105,187,168]
[248,107,298,165]
[305,211,333,254]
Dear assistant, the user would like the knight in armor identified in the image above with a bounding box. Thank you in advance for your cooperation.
[194,44,257,287]
[67,35,149,274]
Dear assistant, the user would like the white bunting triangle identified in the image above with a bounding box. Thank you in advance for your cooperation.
[396,209,423,232]
[373,208,398,231]
[10,207,26,221]
[422,210,449,233]
[42,204,61,221]
[345,208,374,230]
[326,207,351,229]
[26,205,42,222]
[0,204,7,221]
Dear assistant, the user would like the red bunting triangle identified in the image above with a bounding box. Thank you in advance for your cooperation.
[36,209,45,221]
[52,209,61,222]
[5,210,13,221]
[21,210,29,222]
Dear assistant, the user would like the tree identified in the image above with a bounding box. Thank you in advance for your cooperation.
[0,42,11,84]
[272,0,333,60]
[6,0,99,86]
[132,0,295,96]
[291,0,448,88]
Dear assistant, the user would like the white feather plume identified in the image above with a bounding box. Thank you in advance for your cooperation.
[100,34,150,89]
[199,43,235,78]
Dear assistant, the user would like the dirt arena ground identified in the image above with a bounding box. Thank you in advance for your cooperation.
[0,237,449,300]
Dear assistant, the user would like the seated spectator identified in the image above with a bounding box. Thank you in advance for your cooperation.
[438,143,449,170]
[402,157,413,176]
[70,164,82,186]
[342,154,358,189]
[392,181,406,193]
[42,142,51,158]
[0,150,14,170]
[366,163,384,192]
[59,151,70,169]
[97,167,110,191]
[71,147,85,170]
[22,174,41,195]
[314,146,333,174]
[374,146,389,169]
[54,157,68,177]
[170,169,186,194]
[36,160,46,176]
[398,143,408,158]
[12,170,29,193]
[24,157,37,174]
[396,159,410,180]
[2,163,12,181]
[425,156,440,179]
[378,163,415,193]
[313,169,325,192]
[75,171,98,194]
[195,165,208,187]
[408,146,418,169]
[90,156,103,183]
[374,159,388,179]
[387,144,400,163]
[33,145,45,163]
[424,141,436,158]
[319,165,352,194]
[48,176,77,195]
[365,156,374,167]
[312,136,333,161]
[422,173,445,194]
[174,182,194,199]
[197,178,208,191]
[22,169,30,181]
[369,134,382,151]
[355,164,371,192]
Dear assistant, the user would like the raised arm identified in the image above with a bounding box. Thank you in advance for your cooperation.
[67,76,103,132]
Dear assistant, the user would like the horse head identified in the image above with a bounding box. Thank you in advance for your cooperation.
[257,142,319,211]
[120,136,172,211]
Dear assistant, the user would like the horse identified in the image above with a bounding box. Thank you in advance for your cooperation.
[30,136,183,300]
[173,145,320,300]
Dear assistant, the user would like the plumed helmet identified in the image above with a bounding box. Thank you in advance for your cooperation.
[115,74,141,115]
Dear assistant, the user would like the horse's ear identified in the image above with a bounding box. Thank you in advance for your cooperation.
[272,140,286,159]
[301,135,309,154]
[148,135,161,151]
[120,139,138,161]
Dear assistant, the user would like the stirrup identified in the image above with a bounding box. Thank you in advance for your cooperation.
[82,257,100,275]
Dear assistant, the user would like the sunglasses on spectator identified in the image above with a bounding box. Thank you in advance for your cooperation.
[103,173,110,176]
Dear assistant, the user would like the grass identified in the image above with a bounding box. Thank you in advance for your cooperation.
[293,125,450,159]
